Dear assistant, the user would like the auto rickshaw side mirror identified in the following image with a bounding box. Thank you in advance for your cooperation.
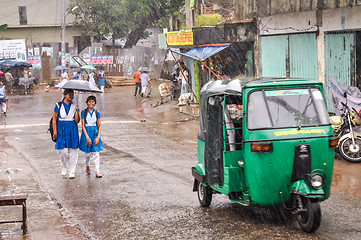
[344,92,347,98]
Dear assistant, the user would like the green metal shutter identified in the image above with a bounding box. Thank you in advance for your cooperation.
[325,33,355,110]
[289,33,318,79]
[261,35,288,77]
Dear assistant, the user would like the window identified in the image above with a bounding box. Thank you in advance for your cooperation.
[247,88,330,130]
[18,6,27,25]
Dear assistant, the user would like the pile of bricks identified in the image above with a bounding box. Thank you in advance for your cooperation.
[106,76,134,86]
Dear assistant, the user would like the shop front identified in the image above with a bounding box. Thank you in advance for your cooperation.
[171,20,257,101]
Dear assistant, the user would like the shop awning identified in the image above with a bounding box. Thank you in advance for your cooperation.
[171,43,230,61]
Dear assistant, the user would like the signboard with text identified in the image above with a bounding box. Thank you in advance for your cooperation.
[90,55,113,64]
[166,30,193,46]
[27,56,42,69]
[0,39,27,61]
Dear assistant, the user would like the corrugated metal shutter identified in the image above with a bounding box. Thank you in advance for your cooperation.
[289,33,318,79]
[261,35,288,77]
[325,33,355,111]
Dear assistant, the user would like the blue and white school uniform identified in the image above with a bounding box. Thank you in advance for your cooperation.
[98,71,105,92]
[54,101,79,150]
[0,85,8,100]
[54,101,79,177]
[0,85,8,113]
[79,108,103,174]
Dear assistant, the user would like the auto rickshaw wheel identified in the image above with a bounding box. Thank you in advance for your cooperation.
[197,181,212,207]
[339,136,361,163]
[296,197,321,233]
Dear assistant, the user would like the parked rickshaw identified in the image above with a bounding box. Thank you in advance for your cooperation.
[192,78,337,233]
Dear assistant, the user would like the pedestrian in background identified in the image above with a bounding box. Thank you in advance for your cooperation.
[179,62,190,95]
[98,67,105,92]
[60,69,68,82]
[0,80,8,116]
[4,69,14,88]
[52,89,80,179]
[133,70,142,96]
[79,95,103,178]
[88,69,96,87]
[77,71,82,81]
[140,70,151,98]
[72,72,78,80]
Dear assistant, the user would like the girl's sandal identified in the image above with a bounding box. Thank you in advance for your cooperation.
[96,173,102,178]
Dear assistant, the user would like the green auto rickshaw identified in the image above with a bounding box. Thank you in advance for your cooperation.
[192,78,337,233]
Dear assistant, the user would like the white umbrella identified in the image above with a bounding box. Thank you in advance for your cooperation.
[54,79,68,88]
[60,80,102,93]
[54,65,68,70]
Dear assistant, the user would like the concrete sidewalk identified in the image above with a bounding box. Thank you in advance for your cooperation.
[0,138,85,239]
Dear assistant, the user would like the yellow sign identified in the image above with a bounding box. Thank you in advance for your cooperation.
[166,31,193,46]
[274,129,326,137]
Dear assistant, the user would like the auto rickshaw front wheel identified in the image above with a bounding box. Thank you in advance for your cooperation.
[295,196,321,233]
[197,181,212,207]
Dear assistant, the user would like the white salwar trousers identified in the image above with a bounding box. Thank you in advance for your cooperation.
[84,152,100,174]
[57,148,78,175]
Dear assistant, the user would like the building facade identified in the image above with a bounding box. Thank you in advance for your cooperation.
[0,0,86,81]
[183,0,361,110]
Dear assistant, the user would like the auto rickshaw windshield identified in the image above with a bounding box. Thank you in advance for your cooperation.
[247,87,330,129]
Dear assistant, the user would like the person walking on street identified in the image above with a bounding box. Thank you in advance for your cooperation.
[52,89,80,179]
[140,70,151,97]
[98,68,105,92]
[60,69,68,82]
[79,96,103,178]
[179,62,190,95]
[77,71,82,81]
[0,80,8,116]
[133,70,142,96]
[4,69,14,87]
[88,69,96,87]
[73,72,79,80]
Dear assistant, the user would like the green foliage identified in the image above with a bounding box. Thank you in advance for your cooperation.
[196,13,222,27]
[0,24,8,30]
[70,0,184,48]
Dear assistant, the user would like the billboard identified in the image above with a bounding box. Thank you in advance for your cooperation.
[0,39,27,61]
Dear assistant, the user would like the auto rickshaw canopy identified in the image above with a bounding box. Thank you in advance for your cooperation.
[198,77,322,140]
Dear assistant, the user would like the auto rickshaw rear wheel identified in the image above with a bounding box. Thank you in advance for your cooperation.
[296,196,321,233]
[197,181,212,207]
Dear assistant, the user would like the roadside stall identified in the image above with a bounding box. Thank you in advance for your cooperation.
[0,61,35,95]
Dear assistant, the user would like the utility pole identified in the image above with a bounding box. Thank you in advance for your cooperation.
[61,0,66,66]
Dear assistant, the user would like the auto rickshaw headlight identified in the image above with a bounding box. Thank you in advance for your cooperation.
[310,174,323,189]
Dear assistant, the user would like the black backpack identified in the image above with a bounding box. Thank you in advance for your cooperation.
[48,101,62,142]
[84,108,99,128]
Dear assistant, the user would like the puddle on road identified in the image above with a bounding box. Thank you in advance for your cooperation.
[332,154,361,199]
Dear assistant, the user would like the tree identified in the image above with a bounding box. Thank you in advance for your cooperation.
[70,0,184,48]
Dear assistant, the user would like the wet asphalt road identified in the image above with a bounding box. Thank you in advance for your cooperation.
[0,85,361,239]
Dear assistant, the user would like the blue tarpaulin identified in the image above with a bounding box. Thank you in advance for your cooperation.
[171,44,230,61]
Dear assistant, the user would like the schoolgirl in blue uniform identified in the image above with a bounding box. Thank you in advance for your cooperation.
[98,68,105,92]
[79,95,103,178]
[0,80,9,115]
[52,89,80,179]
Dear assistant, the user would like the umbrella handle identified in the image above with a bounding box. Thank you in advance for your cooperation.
[74,92,79,104]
